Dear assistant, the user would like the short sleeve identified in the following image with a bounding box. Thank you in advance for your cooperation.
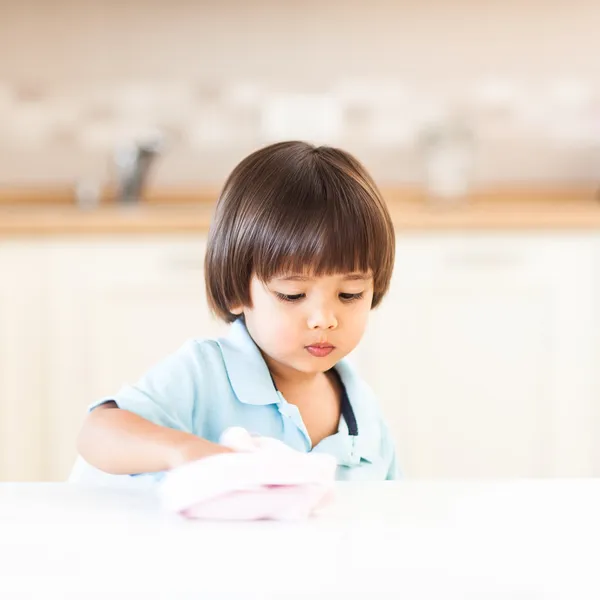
[89,340,204,434]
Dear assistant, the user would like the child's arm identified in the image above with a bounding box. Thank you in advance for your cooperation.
[77,402,232,475]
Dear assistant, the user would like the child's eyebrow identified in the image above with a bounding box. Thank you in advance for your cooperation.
[277,273,371,282]
[278,275,311,281]
[342,274,371,281]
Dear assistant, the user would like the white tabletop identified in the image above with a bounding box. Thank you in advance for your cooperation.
[0,480,599,600]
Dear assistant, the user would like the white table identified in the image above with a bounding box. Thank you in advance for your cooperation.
[0,481,599,599]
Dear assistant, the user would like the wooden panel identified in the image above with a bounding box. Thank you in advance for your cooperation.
[1,188,600,235]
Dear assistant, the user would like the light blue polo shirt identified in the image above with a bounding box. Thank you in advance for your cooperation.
[70,319,399,485]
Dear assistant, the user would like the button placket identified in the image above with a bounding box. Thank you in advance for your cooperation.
[277,393,311,450]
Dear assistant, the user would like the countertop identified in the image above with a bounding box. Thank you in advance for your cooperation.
[1,187,600,235]
[1,480,599,599]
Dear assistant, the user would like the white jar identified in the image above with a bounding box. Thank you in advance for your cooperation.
[418,116,475,204]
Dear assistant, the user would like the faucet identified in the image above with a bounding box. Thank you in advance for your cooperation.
[112,132,163,203]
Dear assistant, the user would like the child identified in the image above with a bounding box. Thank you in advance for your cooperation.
[72,140,399,485]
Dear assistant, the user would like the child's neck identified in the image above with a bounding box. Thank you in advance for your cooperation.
[270,364,325,393]
[269,365,342,447]
[265,358,328,397]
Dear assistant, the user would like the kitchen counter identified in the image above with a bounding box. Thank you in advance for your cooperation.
[1,480,599,599]
[1,187,600,235]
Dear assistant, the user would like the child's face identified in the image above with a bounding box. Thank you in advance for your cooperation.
[232,271,374,378]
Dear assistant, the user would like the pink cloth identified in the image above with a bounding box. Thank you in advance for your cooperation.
[158,427,337,521]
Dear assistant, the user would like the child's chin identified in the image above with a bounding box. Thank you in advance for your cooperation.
[295,355,337,373]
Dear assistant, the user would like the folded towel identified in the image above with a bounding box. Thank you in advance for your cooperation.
[158,427,337,521]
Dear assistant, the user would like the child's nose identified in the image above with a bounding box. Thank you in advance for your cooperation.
[307,306,338,330]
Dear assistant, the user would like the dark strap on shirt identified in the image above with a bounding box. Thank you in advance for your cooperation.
[329,368,359,437]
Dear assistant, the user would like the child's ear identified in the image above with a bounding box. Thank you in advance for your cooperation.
[229,305,244,316]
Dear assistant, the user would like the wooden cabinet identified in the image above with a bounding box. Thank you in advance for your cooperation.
[0,232,598,481]
[361,233,598,478]
[0,241,47,480]
[594,239,600,477]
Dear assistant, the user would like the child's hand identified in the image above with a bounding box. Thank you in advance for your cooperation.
[169,436,234,469]
[220,426,295,454]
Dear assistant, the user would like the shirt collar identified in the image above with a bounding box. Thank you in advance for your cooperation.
[217,319,380,464]
[323,359,382,465]
[217,319,281,406]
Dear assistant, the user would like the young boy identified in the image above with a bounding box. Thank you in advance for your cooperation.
[73,141,399,484]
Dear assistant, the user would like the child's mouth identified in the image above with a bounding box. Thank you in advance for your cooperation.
[305,344,335,357]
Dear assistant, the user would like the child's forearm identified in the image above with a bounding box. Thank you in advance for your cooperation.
[76,402,232,475]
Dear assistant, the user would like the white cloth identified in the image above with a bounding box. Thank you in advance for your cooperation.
[158,427,337,520]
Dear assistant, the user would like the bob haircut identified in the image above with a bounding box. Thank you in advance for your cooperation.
[205,141,395,322]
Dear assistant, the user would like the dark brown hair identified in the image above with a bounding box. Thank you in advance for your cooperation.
[205,141,395,322]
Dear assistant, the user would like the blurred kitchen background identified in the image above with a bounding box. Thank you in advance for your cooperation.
[0,0,599,481]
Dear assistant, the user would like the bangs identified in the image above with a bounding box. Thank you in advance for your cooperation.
[251,166,387,283]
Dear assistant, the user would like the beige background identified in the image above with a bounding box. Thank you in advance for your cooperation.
[1,0,599,185]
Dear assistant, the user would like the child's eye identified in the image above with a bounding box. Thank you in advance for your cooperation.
[339,292,364,302]
[275,292,305,302]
